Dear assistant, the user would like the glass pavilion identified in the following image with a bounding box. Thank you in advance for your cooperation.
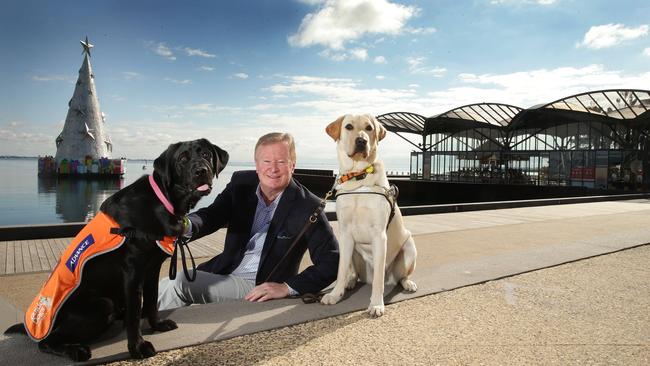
[377,89,650,191]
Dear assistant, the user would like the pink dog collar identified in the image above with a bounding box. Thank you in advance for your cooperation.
[149,174,174,215]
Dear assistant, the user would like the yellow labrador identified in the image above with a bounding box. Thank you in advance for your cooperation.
[321,114,417,317]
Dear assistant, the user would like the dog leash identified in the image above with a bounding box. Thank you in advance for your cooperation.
[263,180,336,304]
[263,189,331,283]
[108,226,197,282]
[169,236,197,282]
[148,174,197,281]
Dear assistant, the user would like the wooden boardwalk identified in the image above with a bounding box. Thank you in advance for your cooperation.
[0,230,226,276]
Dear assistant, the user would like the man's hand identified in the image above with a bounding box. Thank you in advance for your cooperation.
[244,282,289,302]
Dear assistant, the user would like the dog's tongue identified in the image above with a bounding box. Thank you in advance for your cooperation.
[196,184,210,192]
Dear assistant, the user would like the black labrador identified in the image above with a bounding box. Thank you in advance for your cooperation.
[4,138,228,361]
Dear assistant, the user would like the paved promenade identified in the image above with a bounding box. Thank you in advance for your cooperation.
[1,199,649,365]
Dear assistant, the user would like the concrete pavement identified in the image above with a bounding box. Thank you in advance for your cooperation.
[1,200,649,365]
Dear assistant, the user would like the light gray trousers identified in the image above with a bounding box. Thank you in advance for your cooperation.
[157,270,255,310]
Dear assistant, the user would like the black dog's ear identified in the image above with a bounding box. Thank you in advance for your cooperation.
[211,143,229,176]
[154,142,181,189]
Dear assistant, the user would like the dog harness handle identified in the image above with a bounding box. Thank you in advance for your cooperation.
[335,184,399,229]
[149,174,175,215]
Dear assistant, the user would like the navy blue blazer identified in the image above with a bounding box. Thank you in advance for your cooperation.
[189,170,339,295]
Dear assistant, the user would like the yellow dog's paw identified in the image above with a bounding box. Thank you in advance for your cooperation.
[345,274,358,290]
[367,303,385,317]
[320,292,342,305]
[400,279,417,292]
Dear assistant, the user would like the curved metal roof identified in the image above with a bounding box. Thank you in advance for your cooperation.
[432,102,523,127]
[426,103,524,134]
[540,89,650,119]
[377,89,650,138]
[376,112,426,134]
[510,89,650,130]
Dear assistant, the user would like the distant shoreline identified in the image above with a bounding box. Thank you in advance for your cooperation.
[0,156,39,160]
[0,156,410,172]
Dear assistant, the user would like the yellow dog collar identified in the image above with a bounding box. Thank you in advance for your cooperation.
[338,165,374,184]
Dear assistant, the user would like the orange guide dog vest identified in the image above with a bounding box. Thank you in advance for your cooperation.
[24,211,176,341]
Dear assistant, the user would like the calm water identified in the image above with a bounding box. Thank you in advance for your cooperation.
[0,158,338,226]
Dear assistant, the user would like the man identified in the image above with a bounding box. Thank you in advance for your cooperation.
[158,132,339,309]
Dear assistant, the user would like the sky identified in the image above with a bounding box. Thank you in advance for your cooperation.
[1,0,649,170]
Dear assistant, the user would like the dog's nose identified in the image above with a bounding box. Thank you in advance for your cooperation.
[194,166,209,178]
[355,137,367,147]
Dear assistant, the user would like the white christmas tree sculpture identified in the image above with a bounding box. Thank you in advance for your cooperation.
[54,37,113,164]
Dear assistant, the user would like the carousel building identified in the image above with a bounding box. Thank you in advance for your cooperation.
[378,89,650,191]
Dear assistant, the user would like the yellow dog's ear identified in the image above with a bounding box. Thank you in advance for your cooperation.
[369,115,387,141]
[326,115,345,141]
[378,122,387,141]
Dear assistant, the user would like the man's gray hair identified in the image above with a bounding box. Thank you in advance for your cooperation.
[254,132,296,162]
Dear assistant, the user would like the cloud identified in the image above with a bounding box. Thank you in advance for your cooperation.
[163,77,192,84]
[490,0,558,5]
[267,75,422,115]
[184,47,217,58]
[404,27,436,35]
[122,71,142,80]
[318,49,347,61]
[233,73,249,79]
[31,74,71,82]
[264,65,650,130]
[376,75,385,80]
[374,55,387,64]
[184,103,242,115]
[0,125,54,143]
[453,64,650,108]
[406,57,447,77]
[198,66,215,71]
[6,121,23,128]
[643,48,650,57]
[318,47,370,62]
[150,42,176,60]
[250,104,275,111]
[95,113,342,166]
[349,48,368,60]
[288,0,418,50]
[577,23,649,49]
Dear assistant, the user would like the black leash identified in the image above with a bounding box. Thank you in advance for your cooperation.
[264,190,331,283]
[169,236,197,282]
[108,226,196,282]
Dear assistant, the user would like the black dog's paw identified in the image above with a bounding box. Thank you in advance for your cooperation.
[38,341,91,362]
[66,344,92,362]
[152,319,177,332]
[4,323,27,335]
[129,340,156,359]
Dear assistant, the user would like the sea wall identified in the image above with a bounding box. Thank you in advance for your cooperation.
[293,173,644,206]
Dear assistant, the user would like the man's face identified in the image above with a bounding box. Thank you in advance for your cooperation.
[255,142,295,199]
